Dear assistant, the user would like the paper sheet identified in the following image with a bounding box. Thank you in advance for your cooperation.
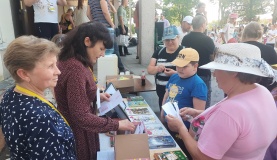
[97,150,114,160]
[97,88,101,109]
[162,102,182,121]
[99,90,123,116]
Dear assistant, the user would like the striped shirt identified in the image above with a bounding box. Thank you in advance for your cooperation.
[88,0,111,27]
[152,46,183,86]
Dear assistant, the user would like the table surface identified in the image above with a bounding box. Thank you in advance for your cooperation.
[97,98,186,160]
[118,78,156,94]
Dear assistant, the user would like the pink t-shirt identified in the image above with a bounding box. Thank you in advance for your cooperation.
[192,84,277,160]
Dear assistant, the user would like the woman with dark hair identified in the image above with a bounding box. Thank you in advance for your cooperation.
[55,22,135,160]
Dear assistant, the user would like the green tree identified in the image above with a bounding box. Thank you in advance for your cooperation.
[273,0,277,24]
[162,0,199,25]
[212,0,271,25]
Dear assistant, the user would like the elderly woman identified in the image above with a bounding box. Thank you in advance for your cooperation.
[0,36,76,159]
[242,21,277,91]
[55,21,135,160]
[166,43,277,160]
[147,25,183,109]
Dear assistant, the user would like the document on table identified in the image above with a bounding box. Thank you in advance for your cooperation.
[162,102,182,121]
[99,90,123,116]
[97,150,114,160]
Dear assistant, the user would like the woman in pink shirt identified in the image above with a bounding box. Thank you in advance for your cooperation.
[166,43,277,160]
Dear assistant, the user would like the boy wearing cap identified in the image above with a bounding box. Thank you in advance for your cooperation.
[177,16,193,45]
[161,48,207,159]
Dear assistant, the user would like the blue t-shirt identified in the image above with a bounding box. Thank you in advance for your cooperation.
[165,73,207,129]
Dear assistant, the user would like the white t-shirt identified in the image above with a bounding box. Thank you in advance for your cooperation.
[33,0,58,23]
[222,23,235,42]
[177,26,188,45]
[193,84,277,160]
[266,29,276,44]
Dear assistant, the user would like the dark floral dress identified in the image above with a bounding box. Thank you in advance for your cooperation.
[0,87,76,159]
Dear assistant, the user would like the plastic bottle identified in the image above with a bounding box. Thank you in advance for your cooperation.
[141,70,146,86]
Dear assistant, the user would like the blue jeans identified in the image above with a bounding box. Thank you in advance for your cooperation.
[200,76,211,109]
[113,36,125,72]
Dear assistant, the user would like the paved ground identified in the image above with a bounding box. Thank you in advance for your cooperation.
[0,45,224,159]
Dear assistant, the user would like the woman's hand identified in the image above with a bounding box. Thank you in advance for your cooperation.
[156,65,165,73]
[179,107,202,120]
[100,93,110,102]
[166,115,187,133]
[118,119,135,131]
[164,68,176,76]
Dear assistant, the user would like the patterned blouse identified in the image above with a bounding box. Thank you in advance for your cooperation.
[0,87,76,159]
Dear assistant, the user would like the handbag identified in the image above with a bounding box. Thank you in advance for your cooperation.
[116,35,129,47]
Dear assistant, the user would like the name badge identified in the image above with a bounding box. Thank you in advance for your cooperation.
[48,4,55,12]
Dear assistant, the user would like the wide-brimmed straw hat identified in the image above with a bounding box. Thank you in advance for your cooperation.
[200,43,277,81]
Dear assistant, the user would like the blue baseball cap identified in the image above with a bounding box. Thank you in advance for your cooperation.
[162,25,179,41]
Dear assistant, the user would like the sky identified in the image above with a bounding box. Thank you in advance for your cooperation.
[202,0,219,22]
[155,0,220,22]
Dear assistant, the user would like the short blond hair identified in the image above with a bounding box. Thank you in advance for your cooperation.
[4,35,60,82]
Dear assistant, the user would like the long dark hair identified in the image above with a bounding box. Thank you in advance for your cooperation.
[77,0,84,9]
[59,21,113,68]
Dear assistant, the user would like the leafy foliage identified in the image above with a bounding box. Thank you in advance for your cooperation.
[215,0,271,25]
[162,0,200,25]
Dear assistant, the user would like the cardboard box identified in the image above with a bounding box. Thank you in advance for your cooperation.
[114,134,150,160]
[106,75,134,89]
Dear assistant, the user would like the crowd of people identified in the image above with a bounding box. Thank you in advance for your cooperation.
[0,0,277,160]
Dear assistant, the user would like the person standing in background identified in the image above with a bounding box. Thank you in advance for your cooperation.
[242,22,277,91]
[134,0,140,59]
[23,0,67,40]
[160,13,170,29]
[60,8,75,34]
[181,15,215,108]
[73,0,91,26]
[266,24,276,48]
[195,2,207,35]
[196,2,206,17]
[88,0,126,72]
[221,13,238,44]
[177,16,193,44]
[118,0,131,56]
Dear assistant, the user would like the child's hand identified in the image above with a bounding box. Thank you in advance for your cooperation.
[164,68,176,76]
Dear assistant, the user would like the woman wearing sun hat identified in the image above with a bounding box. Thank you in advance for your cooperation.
[165,43,277,160]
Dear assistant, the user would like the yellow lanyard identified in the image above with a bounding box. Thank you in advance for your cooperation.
[15,85,69,126]
[89,67,97,82]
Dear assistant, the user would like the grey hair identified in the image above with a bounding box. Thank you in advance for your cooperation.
[241,22,263,42]
[192,15,206,30]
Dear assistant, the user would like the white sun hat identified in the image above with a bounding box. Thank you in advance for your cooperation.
[200,43,277,81]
